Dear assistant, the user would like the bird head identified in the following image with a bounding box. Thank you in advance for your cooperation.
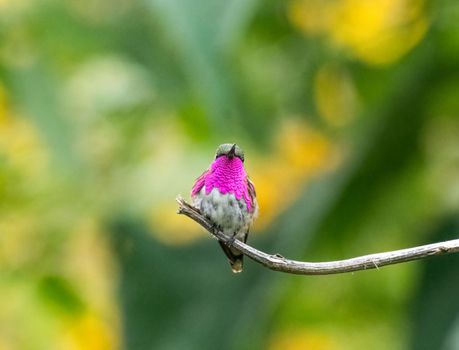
[215,143,245,162]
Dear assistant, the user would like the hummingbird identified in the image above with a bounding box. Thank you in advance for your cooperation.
[191,143,258,273]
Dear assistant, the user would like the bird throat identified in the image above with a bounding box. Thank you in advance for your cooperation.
[204,156,253,212]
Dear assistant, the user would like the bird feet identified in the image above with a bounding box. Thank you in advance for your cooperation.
[211,223,223,233]
[210,224,236,247]
[227,234,236,247]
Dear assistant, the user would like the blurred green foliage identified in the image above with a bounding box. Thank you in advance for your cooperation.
[37,275,86,316]
[1,0,459,349]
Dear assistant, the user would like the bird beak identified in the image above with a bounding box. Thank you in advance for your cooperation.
[228,144,237,159]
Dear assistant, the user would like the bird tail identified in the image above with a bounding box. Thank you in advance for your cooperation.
[218,241,244,273]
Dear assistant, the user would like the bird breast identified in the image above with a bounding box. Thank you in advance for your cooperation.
[192,187,254,236]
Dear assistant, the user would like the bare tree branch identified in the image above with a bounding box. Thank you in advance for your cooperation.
[176,196,459,275]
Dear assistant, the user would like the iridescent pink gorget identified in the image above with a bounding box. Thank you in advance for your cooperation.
[191,155,255,213]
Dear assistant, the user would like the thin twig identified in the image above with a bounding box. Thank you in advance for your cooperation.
[176,196,459,275]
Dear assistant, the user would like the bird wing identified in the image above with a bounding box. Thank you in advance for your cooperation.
[247,177,257,203]
[191,169,210,196]
[246,177,258,215]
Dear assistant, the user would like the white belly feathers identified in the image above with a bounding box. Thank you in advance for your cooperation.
[192,187,254,237]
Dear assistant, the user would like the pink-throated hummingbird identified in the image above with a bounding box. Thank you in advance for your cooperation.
[191,144,258,273]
